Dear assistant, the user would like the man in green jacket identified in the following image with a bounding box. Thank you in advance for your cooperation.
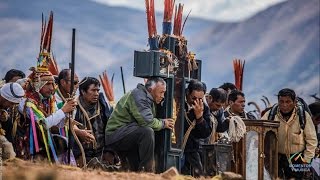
[105,77,174,172]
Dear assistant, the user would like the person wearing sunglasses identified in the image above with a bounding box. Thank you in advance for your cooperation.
[55,69,80,109]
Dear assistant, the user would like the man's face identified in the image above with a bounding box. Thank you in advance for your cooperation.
[278,96,296,114]
[149,82,166,104]
[187,90,204,106]
[230,95,245,114]
[61,72,79,94]
[40,81,55,98]
[208,99,224,112]
[82,84,100,104]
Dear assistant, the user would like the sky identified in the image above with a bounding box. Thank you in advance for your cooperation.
[91,0,287,22]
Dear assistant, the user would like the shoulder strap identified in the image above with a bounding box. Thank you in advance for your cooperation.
[268,104,278,121]
[268,103,306,130]
[297,105,305,130]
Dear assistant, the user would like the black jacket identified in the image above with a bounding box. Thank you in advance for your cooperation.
[184,102,212,152]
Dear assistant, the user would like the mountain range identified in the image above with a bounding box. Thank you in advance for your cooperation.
[0,0,319,110]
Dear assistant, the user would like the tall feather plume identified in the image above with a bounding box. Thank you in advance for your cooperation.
[99,70,115,105]
[145,0,152,38]
[38,11,58,72]
[42,11,53,52]
[163,0,175,22]
[47,12,53,52]
[233,59,245,91]
[145,0,157,38]
[48,53,59,75]
[173,4,184,36]
[151,0,157,36]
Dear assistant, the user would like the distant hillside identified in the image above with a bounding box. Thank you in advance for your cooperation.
[0,0,319,109]
[191,0,319,107]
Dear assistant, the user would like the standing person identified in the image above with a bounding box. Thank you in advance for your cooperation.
[181,80,212,177]
[262,88,317,179]
[72,77,112,167]
[105,77,174,172]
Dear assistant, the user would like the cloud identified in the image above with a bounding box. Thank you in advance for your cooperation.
[91,0,286,21]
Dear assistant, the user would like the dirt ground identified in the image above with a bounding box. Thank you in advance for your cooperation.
[2,158,213,180]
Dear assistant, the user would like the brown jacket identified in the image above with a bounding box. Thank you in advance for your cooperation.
[262,107,317,162]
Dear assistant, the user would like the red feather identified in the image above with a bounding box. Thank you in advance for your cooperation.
[99,70,115,102]
[233,59,245,91]
[48,53,59,75]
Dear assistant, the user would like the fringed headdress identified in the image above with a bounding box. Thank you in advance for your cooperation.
[28,11,56,93]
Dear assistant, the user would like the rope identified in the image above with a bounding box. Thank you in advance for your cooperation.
[70,120,87,169]
[208,113,218,144]
[181,111,196,156]
[228,116,246,143]
[77,97,100,149]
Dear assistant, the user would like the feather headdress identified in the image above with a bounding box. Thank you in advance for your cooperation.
[28,11,56,93]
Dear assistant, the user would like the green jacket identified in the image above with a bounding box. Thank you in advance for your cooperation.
[105,84,164,135]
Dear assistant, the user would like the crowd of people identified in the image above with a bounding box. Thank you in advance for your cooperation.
[0,67,319,179]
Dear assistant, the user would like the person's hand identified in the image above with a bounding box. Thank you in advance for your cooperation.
[61,98,77,113]
[164,118,174,130]
[193,98,204,120]
[77,129,95,144]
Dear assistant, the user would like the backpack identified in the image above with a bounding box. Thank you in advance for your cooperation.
[268,97,311,130]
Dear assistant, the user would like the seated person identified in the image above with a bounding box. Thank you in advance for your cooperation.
[73,77,112,167]
[105,77,174,172]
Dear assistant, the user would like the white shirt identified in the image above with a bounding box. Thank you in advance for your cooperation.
[18,98,66,129]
